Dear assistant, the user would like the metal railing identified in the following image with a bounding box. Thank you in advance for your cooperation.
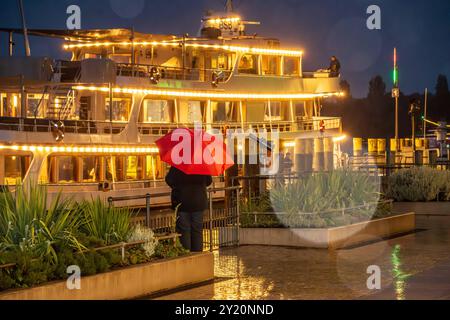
[137,117,342,136]
[108,186,241,252]
[116,63,232,82]
[0,117,127,134]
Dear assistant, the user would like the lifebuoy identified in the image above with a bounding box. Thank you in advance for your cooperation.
[150,67,161,84]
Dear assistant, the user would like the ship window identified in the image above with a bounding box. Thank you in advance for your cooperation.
[57,156,78,184]
[238,54,258,75]
[27,94,48,118]
[145,155,165,180]
[4,155,31,185]
[262,56,279,75]
[81,157,101,183]
[141,99,173,123]
[105,157,114,182]
[114,156,126,182]
[179,100,205,124]
[284,57,300,76]
[126,156,144,181]
[265,102,284,121]
[105,97,132,122]
[0,93,19,117]
[211,101,237,122]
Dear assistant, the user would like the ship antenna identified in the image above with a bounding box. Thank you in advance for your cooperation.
[226,0,234,13]
[17,0,31,56]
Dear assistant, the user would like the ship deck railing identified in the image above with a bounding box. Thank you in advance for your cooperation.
[0,116,341,135]
[138,117,342,136]
[116,62,233,82]
[0,117,127,134]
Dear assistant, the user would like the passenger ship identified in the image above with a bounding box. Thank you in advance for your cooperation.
[0,1,343,207]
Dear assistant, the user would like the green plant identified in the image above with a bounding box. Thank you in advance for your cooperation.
[0,184,84,262]
[387,167,450,202]
[79,198,134,245]
[270,170,381,214]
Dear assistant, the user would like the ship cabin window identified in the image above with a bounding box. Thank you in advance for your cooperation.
[212,101,237,122]
[238,54,259,75]
[0,93,19,118]
[145,155,164,180]
[81,157,102,183]
[265,102,287,121]
[109,54,131,64]
[293,101,307,118]
[3,155,31,185]
[178,100,206,124]
[47,155,166,184]
[105,97,132,122]
[284,57,300,76]
[56,156,78,184]
[27,94,48,118]
[141,99,174,123]
[262,56,280,76]
[125,156,145,181]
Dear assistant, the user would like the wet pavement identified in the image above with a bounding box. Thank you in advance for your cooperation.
[156,209,450,300]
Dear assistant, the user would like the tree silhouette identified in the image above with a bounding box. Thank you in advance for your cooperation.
[435,74,449,97]
[339,79,351,98]
[368,75,386,100]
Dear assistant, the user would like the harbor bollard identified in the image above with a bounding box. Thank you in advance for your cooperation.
[353,138,363,157]
[304,139,314,172]
[323,138,334,171]
[294,139,306,173]
[313,138,325,172]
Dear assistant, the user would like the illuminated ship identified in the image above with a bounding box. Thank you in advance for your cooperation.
[0,1,343,206]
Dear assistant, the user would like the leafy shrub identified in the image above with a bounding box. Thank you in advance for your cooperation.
[270,170,381,214]
[387,167,450,202]
[79,198,134,245]
[0,184,84,262]
[241,170,386,228]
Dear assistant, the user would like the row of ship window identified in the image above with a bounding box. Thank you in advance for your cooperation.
[1,155,166,186]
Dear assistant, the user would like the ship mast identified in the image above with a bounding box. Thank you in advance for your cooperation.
[18,0,31,56]
[226,0,233,13]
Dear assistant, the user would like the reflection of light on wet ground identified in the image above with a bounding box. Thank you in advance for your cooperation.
[391,245,411,300]
[156,215,450,300]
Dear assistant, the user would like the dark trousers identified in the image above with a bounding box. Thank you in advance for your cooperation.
[176,211,204,252]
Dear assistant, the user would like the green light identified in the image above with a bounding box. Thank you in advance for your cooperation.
[393,67,399,87]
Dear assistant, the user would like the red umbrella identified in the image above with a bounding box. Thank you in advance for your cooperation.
[156,128,234,176]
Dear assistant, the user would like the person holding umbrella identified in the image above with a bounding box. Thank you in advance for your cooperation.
[157,127,234,252]
[165,167,212,252]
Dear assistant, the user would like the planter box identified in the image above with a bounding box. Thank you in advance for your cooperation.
[393,202,450,216]
[0,253,214,300]
[240,213,415,249]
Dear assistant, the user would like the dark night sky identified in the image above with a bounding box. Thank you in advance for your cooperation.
[1,0,450,98]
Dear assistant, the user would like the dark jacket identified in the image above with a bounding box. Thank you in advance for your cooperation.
[329,59,341,74]
[165,167,213,212]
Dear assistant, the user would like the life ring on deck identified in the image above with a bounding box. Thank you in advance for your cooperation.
[150,67,161,84]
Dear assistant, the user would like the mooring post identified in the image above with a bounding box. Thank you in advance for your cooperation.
[146,193,151,228]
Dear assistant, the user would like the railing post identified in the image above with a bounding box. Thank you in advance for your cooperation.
[236,187,240,246]
[209,192,214,252]
[146,193,151,228]
[108,197,113,208]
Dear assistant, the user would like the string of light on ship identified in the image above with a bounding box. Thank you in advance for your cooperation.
[63,41,304,57]
[0,145,159,154]
[73,86,344,100]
